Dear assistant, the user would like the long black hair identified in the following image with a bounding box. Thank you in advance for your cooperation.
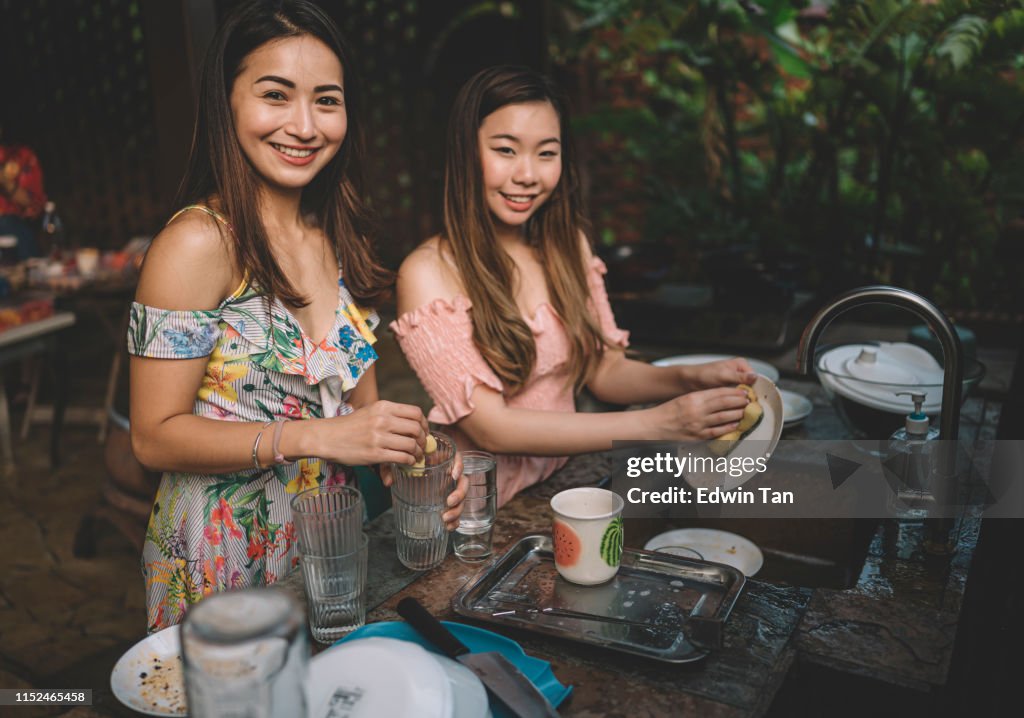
[442,66,605,393]
[177,0,391,307]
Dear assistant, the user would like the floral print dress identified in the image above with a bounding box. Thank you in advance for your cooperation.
[127,206,379,632]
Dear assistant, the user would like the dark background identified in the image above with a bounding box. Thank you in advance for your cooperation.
[0,0,551,267]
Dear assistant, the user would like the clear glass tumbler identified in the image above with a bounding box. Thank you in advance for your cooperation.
[452,451,497,562]
[390,431,456,571]
[181,587,307,718]
[300,533,369,644]
[290,484,363,557]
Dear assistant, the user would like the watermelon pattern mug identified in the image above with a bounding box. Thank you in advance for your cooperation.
[550,487,625,585]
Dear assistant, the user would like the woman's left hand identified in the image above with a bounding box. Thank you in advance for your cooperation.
[442,452,468,531]
[379,452,468,531]
[688,357,757,390]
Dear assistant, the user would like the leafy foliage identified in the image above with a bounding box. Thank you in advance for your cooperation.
[554,0,1024,309]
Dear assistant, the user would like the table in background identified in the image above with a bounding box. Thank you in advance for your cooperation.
[21,276,135,443]
[0,311,75,473]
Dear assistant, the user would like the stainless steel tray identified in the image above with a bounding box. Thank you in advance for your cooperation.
[453,534,745,663]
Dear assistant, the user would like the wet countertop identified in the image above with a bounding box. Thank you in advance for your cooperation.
[355,492,810,718]
[777,379,990,691]
[280,380,994,716]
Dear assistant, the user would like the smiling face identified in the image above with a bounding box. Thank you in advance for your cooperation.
[477,101,562,235]
[229,35,346,194]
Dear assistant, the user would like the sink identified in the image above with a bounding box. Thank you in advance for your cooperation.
[626,517,878,589]
[623,452,879,589]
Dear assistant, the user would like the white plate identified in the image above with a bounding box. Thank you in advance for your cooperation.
[680,374,784,491]
[306,637,452,718]
[651,354,780,383]
[433,654,492,718]
[110,625,187,716]
[645,528,764,577]
[819,370,935,415]
[779,389,813,427]
[817,343,944,413]
[843,355,919,384]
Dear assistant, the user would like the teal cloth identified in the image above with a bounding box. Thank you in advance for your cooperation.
[337,620,573,716]
[355,465,390,521]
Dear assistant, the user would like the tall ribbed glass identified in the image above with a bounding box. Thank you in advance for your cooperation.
[290,484,363,556]
[390,431,456,570]
[300,533,368,644]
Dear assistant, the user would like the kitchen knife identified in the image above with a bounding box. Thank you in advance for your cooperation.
[396,597,560,718]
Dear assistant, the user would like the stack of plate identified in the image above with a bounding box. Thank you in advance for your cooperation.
[652,354,815,428]
[651,354,780,383]
[815,342,946,414]
[307,637,490,718]
[110,630,492,718]
[779,389,813,428]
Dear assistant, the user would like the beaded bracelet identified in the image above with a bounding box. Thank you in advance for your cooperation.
[271,419,293,466]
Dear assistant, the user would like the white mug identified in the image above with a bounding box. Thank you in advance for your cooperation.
[550,487,624,585]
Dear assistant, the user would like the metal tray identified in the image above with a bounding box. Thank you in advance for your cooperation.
[453,534,745,663]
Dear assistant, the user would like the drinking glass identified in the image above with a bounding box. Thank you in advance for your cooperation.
[300,533,369,644]
[390,431,456,570]
[181,587,307,718]
[452,451,497,562]
[290,484,363,556]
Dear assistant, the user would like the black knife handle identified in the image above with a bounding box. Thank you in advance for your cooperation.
[396,597,470,659]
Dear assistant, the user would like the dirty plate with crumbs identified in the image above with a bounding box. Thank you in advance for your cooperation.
[111,624,187,716]
[645,528,763,577]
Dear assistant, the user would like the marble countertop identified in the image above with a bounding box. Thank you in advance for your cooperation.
[281,379,996,716]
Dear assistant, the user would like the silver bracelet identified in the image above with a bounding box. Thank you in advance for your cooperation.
[251,420,274,471]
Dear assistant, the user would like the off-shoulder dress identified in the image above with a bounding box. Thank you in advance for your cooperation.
[391,256,628,507]
[127,205,379,631]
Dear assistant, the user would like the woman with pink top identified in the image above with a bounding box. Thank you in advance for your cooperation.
[393,66,756,507]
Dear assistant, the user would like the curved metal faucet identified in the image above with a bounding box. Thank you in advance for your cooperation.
[796,285,964,553]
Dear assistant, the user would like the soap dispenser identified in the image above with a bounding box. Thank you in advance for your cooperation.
[885,392,939,517]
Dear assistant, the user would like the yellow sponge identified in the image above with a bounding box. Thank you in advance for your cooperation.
[709,384,763,456]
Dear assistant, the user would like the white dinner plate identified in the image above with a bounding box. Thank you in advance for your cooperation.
[434,654,492,718]
[679,374,784,491]
[110,625,187,716]
[779,389,813,427]
[651,354,780,383]
[306,637,452,718]
[111,631,485,718]
[645,528,764,577]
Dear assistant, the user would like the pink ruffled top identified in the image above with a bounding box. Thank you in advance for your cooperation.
[390,256,629,506]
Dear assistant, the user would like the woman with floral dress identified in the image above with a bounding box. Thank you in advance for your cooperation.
[128,0,466,632]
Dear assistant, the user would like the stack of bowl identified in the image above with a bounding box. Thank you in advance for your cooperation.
[815,342,985,439]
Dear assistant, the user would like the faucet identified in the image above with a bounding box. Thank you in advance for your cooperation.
[796,285,964,555]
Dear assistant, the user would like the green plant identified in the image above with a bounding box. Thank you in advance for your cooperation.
[554,0,1024,309]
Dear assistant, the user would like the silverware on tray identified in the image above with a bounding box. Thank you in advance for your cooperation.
[486,590,724,650]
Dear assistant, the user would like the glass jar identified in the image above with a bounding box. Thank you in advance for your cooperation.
[181,587,308,718]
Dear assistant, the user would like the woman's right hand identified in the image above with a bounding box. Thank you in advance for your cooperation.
[646,387,751,441]
[312,400,429,467]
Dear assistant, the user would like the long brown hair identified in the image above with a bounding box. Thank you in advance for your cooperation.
[176,0,391,307]
[443,66,608,393]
